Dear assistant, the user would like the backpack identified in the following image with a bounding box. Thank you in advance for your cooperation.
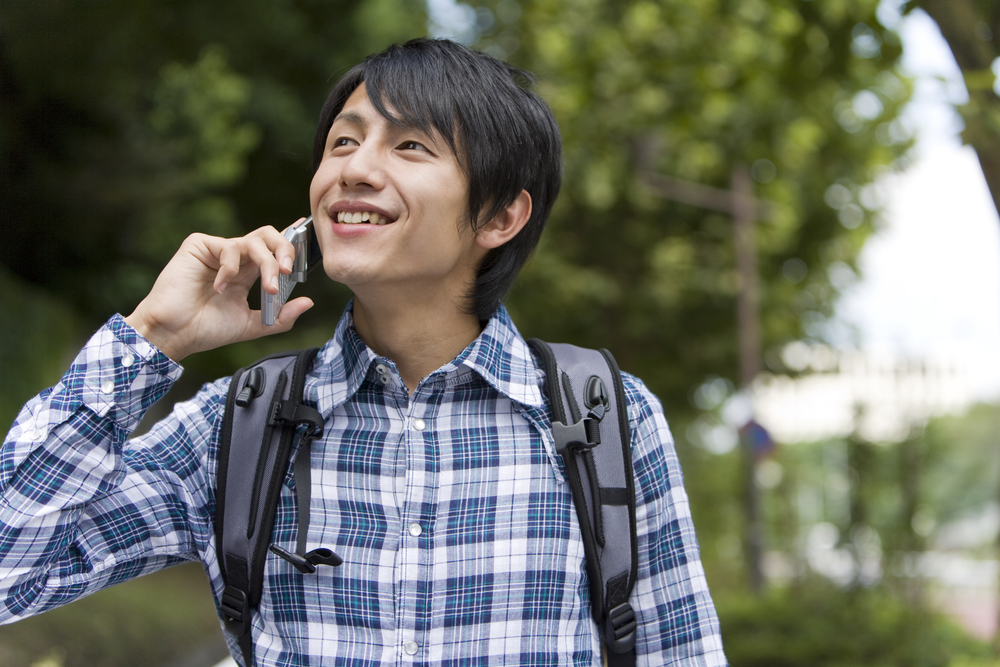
[215,341,639,667]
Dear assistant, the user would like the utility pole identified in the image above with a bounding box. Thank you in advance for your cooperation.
[639,157,769,593]
[731,165,765,593]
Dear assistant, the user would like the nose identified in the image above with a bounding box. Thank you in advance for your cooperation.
[339,139,385,190]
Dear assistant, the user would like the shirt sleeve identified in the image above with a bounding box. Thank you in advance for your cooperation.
[0,314,224,622]
[622,372,728,666]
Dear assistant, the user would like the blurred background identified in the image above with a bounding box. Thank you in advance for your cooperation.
[2,0,1000,665]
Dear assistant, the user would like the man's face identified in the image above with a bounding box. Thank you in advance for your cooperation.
[309,84,486,304]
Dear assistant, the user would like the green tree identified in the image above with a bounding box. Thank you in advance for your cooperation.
[468,0,913,586]
[0,0,429,424]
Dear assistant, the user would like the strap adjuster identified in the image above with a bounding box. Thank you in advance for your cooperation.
[269,544,343,573]
[221,585,250,636]
[269,400,324,439]
[606,602,637,653]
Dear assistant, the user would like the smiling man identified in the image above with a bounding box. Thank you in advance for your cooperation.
[1,39,725,666]
[309,78,532,392]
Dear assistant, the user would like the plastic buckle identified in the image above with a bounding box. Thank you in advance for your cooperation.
[606,602,637,653]
[552,418,601,455]
[221,585,250,636]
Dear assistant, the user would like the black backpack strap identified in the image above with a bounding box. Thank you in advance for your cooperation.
[527,339,639,667]
[215,347,340,667]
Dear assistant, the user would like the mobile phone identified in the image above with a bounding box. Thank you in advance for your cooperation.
[261,217,321,325]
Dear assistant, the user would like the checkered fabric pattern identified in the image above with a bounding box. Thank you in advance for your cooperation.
[1,306,726,666]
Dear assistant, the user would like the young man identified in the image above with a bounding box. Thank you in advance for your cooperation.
[1,39,726,665]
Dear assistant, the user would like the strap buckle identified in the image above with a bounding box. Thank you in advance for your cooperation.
[606,602,637,653]
[221,585,250,636]
[552,418,601,454]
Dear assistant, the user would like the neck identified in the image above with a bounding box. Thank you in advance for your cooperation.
[351,291,484,396]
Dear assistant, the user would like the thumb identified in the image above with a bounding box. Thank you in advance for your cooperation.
[255,297,315,336]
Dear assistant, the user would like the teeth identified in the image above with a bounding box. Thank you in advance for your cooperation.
[336,211,386,225]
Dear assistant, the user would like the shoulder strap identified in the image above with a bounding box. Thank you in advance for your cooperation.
[215,347,339,667]
[527,339,639,667]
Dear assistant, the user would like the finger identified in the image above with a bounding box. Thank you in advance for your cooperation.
[241,235,287,294]
[249,222,302,276]
[279,217,310,273]
[213,239,250,293]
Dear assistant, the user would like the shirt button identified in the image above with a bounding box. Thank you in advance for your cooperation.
[100,380,115,395]
[121,353,135,368]
[32,428,46,441]
[404,641,419,656]
[412,418,426,431]
[408,523,422,537]
[375,363,389,375]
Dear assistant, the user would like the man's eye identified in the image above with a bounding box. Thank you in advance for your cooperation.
[334,137,355,147]
[400,141,429,152]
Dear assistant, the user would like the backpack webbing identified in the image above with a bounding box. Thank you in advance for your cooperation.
[528,339,639,667]
[216,348,334,667]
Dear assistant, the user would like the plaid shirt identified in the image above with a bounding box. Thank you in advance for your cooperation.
[1,305,726,666]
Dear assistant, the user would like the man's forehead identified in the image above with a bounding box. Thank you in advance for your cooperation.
[332,85,452,149]
[332,85,376,126]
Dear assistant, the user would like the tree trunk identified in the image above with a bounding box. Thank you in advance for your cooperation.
[911,0,1000,217]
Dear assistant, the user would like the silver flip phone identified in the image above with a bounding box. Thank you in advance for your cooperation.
[261,217,320,325]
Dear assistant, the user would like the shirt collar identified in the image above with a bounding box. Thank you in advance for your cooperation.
[307,302,545,416]
[449,304,546,408]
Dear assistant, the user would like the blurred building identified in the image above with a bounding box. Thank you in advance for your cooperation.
[753,343,971,444]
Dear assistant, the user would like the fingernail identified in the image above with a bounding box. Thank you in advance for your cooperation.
[217,283,228,293]
[282,256,293,271]
[271,276,279,291]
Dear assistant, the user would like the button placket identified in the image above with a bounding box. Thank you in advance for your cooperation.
[396,396,435,661]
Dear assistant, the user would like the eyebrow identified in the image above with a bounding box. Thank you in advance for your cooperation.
[332,111,367,128]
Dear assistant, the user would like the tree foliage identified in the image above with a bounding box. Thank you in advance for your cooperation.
[466,0,914,585]
[0,0,429,414]
[719,580,994,667]
[491,0,911,415]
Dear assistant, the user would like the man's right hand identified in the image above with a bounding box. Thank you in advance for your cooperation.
[123,221,314,362]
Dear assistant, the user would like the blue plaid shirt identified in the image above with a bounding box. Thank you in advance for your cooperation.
[1,305,725,666]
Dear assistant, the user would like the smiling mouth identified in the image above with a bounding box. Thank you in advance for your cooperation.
[336,211,390,225]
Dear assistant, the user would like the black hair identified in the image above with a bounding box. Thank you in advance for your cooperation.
[313,38,562,321]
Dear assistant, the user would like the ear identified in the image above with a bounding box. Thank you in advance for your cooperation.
[476,190,532,250]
